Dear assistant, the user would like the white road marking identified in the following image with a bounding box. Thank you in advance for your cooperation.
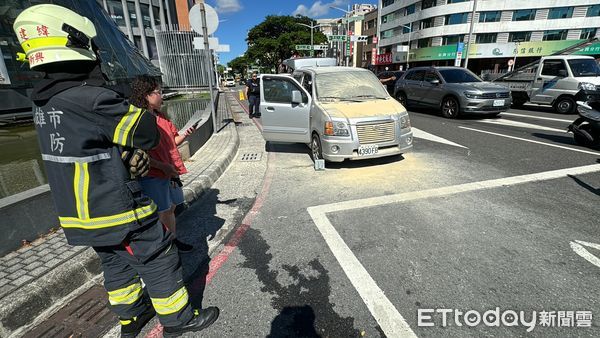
[570,241,600,269]
[458,126,600,156]
[308,163,600,336]
[477,119,566,133]
[412,127,468,149]
[501,112,574,123]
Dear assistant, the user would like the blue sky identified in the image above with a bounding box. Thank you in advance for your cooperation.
[206,0,377,64]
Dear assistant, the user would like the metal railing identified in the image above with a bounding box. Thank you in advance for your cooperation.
[154,25,216,90]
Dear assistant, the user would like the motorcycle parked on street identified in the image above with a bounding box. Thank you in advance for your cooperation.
[568,89,600,149]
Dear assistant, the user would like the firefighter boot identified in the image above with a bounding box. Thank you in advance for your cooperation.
[120,306,156,338]
[162,307,220,337]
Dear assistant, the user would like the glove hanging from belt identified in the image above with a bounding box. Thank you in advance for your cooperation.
[121,148,150,178]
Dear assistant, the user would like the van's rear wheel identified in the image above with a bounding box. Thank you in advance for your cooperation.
[311,134,323,161]
[554,96,575,114]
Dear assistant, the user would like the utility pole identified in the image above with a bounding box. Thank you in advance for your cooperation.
[463,0,478,69]
[198,0,216,132]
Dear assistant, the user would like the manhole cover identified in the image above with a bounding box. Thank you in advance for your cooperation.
[24,285,116,338]
[240,153,262,161]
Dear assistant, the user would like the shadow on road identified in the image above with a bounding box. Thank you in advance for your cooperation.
[531,132,577,146]
[568,174,600,197]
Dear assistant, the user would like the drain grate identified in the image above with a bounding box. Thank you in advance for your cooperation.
[24,285,117,338]
[240,153,262,161]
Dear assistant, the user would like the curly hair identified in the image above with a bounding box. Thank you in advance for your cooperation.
[129,75,160,109]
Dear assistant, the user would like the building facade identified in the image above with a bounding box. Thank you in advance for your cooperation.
[96,0,180,64]
[377,0,600,73]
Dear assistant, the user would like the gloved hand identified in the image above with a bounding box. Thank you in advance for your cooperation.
[121,149,150,178]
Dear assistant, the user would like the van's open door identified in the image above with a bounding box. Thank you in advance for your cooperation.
[260,75,312,143]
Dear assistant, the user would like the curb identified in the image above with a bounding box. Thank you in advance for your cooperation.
[0,120,240,337]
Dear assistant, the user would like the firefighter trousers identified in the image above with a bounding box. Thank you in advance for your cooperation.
[93,221,194,327]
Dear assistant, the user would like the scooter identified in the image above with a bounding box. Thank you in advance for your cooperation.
[568,89,600,149]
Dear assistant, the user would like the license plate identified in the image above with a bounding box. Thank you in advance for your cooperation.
[358,145,379,156]
[493,99,505,107]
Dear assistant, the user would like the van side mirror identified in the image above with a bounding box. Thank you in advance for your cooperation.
[558,69,567,77]
[430,79,440,85]
[291,90,303,104]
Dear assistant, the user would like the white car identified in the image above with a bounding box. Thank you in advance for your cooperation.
[225,78,236,87]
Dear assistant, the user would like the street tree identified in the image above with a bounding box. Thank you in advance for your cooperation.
[228,55,249,77]
[246,15,327,73]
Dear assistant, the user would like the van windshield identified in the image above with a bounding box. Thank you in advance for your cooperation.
[315,71,389,101]
[568,59,600,77]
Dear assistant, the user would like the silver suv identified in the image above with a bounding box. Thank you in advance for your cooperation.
[394,66,512,118]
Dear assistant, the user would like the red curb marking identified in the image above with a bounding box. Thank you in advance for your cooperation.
[144,146,276,338]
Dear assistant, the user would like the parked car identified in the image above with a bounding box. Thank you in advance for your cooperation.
[225,78,236,87]
[259,63,413,163]
[377,70,404,95]
[394,66,512,118]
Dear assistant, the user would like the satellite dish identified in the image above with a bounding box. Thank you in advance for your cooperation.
[189,4,219,35]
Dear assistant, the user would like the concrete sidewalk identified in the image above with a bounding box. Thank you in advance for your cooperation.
[0,91,242,337]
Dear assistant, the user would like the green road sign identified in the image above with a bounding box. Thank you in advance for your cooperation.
[327,35,347,42]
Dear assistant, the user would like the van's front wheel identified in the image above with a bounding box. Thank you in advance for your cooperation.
[311,134,323,161]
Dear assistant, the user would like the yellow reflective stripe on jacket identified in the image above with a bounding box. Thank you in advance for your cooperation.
[73,163,90,219]
[59,203,156,229]
[151,287,189,316]
[112,105,143,146]
[108,282,143,306]
[20,36,68,54]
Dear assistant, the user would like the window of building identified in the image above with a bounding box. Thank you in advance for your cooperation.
[140,3,152,29]
[512,9,536,21]
[382,13,394,24]
[420,17,434,29]
[383,0,395,7]
[581,28,597,40]
[153,6,161,27]
[479,11,500,23]
[366,19,376,30]
[548,7,573,19]
[588,5,600,17]
[445,13,469,25]
[422,0,437,10]
[405,4,416,15]
[447,0,468,3]
[127,2,137,22]
[508,31,531,42]
[475,33,497,44]
[543,30,568,41]
[106,0,125,26]
[402,23,412,34]
[382,29,394,38]
[442,35,464,45]
[147,38,158,59]
[418,38,432,48]
[541,60,567,76]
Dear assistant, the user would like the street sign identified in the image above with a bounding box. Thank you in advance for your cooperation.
[189,4,219,35]
[193,37,219,50]
[373,36,378,44]
[295,44,312,50]
[341,15,365,23]
[327,35,347,42]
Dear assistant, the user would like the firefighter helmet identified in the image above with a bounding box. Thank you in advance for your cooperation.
[13,4,97,69]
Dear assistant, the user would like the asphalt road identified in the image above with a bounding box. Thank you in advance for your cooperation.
[198,102,600,337]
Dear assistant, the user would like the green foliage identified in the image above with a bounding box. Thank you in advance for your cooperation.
[217,64,226,75]
[246,15,328,73]
[228,55,249,77]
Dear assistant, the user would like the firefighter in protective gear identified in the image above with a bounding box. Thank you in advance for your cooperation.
[13,4,218,337]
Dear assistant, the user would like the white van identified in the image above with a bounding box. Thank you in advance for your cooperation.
[259,66,412,162]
